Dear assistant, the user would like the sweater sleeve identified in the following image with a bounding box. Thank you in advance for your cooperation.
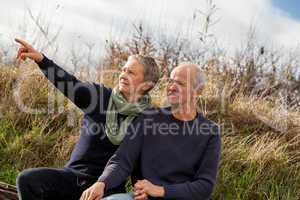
[97,115,144,189]
[37,55,108,113]
[164,125,221,200]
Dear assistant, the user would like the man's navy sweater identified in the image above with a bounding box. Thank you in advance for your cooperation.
[37,56,126,179]
[98,107,221,200]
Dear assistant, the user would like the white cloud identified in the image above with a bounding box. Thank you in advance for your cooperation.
[1,0,300,59]
[212,0,300,48]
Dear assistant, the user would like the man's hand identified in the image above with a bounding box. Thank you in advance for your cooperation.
[80,181,105,200]
[133,179,165,200]
[14,38,44,63]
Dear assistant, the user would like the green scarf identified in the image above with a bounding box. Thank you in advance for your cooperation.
[105,88,151,145]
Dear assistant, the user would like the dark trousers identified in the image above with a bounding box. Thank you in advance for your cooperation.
[16,167,125,200]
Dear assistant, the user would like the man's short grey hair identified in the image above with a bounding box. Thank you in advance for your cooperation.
[131,54,160,85]
[178,62,206,89]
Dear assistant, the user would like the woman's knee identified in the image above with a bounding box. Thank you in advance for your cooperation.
[17,168,33,187]
[16,168,47,188]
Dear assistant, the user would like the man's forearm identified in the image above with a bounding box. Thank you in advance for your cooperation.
[154,186,165,197]
[98,118,144,191]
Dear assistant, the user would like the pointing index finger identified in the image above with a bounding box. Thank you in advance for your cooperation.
[15,38,32,49]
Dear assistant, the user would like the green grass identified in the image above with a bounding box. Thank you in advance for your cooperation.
[0,165,19,185]
[0,116,77,185]
[212,154,300,200]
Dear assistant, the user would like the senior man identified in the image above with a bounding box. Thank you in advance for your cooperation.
[81,63,221,200]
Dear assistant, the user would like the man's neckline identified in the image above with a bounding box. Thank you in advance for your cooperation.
[162,106,200,123]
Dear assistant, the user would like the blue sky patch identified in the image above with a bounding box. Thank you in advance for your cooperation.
[272,0,300,20]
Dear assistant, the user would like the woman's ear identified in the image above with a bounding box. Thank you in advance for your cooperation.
[140,81,155,94]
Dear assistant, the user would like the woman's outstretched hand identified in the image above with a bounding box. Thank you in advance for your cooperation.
[15,38,44,63]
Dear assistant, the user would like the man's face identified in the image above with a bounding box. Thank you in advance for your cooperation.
[167,67,194,107]
[118,56,145,97]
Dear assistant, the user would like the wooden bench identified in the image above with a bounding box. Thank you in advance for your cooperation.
[0,182,18,200]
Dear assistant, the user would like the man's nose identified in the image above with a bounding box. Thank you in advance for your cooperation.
[168,82,177,91]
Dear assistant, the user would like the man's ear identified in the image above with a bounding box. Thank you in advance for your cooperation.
[195,85,204,95]
[192,85,204,99]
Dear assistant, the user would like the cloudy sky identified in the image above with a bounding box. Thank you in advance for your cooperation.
[0,0,300,60]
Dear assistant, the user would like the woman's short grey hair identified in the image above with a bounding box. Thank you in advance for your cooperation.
[131,54,160,85]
